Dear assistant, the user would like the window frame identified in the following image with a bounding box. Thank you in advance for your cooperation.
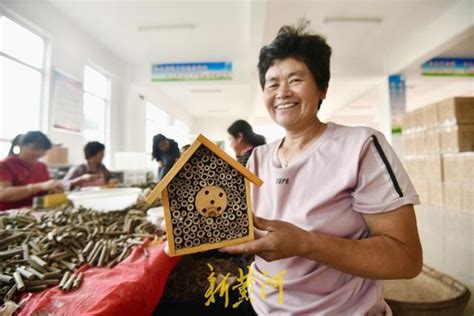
[0,12,49,157]
[82,64,110,145]
[145,101,171,154]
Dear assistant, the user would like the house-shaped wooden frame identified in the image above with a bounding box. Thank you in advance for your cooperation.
[145,134,263,256]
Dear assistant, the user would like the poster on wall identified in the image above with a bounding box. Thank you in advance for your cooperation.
[388,74,406,134]
[422,57,474,77]
[151,62,232,81]
[51,70,84,132]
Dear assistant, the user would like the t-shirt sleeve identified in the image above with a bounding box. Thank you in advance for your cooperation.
[40,163,51,181]
[246,150,258,176]
[63,165,84,180]
[352,131,419,214]
[0,161,13,183]
[101,165,112,182]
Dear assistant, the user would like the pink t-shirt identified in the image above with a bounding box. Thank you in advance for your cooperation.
[246,122,419,315]
[0,155,50,211]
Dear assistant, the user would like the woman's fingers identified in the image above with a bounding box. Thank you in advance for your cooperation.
[220,237,267,255]
[160,219,167,233]
[254,227,267,239]
[164,241,170,256]
[253,214,275,231]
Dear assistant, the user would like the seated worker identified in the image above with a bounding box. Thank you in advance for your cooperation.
[152,134,180,181]
[227,119,266,166]
[0,131,64,211]
[64,141,118,188]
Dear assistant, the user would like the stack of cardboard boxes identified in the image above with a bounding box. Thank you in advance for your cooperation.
[44,145,69,166]
[402,97,473,212]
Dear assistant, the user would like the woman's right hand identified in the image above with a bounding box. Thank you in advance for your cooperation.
[37,180,64,193]
[78,174,99,182]
[159,220,171,255]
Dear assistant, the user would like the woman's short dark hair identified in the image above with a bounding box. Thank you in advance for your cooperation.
[8,131,52,156]
[227,120,266,147]
[84,141,105,160]
[257,20,332,109]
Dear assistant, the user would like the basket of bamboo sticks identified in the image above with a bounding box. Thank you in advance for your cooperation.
[383,265,471,316]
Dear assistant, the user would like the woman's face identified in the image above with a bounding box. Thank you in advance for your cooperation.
[159,139,170,152]
[228,133,243,155]
[94,150,105,163]
[20,145,47,162]
[263,58,326,130]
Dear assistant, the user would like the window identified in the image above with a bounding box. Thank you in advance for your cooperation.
[83,66,109,143]
[144,102,191,170]
[145,102,170,154]
[168,119,190,149]
[0,15,46,158]
[145,102,170,170]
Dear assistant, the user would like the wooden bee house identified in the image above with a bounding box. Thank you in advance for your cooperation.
[145,134,263,256]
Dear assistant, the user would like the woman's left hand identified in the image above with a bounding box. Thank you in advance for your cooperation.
[108,178,120,187]
[219,215,310,262]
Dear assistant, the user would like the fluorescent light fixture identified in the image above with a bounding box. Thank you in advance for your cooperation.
[191,89,223,93]
[208,109,228,113]
[323,17,382,24]
[137,24,196,31]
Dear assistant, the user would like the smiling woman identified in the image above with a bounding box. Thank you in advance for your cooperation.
[219,21,423,315]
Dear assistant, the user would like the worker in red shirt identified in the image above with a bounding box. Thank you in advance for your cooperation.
[0,131,64,211]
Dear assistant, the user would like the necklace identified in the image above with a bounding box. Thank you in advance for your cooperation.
[280,123,324,167]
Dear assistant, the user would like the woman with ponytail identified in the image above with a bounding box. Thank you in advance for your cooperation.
[227,119,266,166]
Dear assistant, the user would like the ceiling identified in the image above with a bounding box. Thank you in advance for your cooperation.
[400,26,474,111]
[44,0,473,127]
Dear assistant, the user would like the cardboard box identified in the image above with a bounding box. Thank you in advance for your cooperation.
[442,153,463,182]
[418,156,428,179]
[402,157,412,177]
[33,193,68,209]
[440,124,474,153]
[425,127,441,154]
[426,154,443,181]
[403,156,416,179]
[404,156,427,179]
[438,97,474,125]
[413,131,427,155]
[403,132,420,156]
[460,152,474,183]
[412,108,424,130]
[461,184,474,213]
[411,178,428,205]
[402,133,412,156]
[428,180,444,207]
[44,145,68,166]
[422,103,440,128]
[443,181,462,210]
[402,111,413,132]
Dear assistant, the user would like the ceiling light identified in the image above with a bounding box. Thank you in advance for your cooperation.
[137,24,196,31]
[323,17,382,24]
[191,89,223,93]
[208,109,228,113]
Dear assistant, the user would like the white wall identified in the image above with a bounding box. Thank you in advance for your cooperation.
[191,117,233,141]
[127,85,194,151]
[2,1,133,166]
